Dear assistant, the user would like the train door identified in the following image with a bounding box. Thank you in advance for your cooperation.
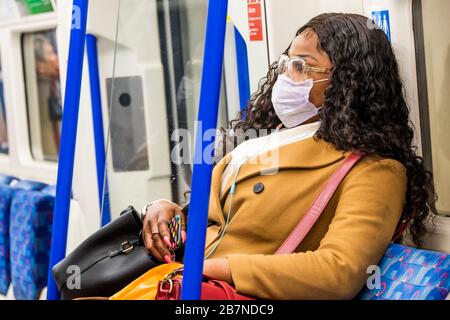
[84,0,230,220]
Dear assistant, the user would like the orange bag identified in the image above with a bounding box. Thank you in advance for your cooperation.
[110,263,183,300]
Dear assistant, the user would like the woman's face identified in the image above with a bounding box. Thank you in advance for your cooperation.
[287,30,332,108]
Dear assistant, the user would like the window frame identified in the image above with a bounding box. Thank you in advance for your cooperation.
[0,45,10,157]
[0,14,59,183]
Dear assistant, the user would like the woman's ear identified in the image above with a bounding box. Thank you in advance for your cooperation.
[309,80,330,108]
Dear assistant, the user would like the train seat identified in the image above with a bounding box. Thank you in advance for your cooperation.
[9,182,54,300]
[358,243,450,300]
[0,175,19,295]
[13,180,48,192]
[0,175,17,186]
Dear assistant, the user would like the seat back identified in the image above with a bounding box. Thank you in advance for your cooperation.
[13,180,48,192]
[9,187,55,300]
[0,175,17,186]
[358,243,450,300]
[8,182,54,300]
[0,175,18,295]
[0,175,46,295]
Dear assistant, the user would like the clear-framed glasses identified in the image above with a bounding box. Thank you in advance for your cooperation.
[277,54,330,82]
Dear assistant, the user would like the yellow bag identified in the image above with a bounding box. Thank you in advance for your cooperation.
[110,263,183,300]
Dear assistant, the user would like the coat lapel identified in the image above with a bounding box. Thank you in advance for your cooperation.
[208,152,233,226]
[216,137,346,202]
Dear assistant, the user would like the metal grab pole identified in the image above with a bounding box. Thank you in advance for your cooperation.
[234,27,251,111]
[47,0,89,300]
[86,34,111,226]
[181,0,229,300]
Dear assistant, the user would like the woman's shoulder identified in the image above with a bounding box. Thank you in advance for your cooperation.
[344,151,407,181]
[314,137,408,176]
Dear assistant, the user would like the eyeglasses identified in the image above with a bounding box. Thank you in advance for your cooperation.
[277,54,330,82]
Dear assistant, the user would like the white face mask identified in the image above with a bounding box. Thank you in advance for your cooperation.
[271,74,328,128]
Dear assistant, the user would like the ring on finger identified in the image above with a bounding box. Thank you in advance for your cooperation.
[151,230,160,238]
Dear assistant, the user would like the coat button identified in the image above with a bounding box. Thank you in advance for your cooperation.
[253,183,265,194]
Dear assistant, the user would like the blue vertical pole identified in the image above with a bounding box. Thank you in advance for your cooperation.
[47,0,89,300]
[234,27,251,111]
[181,0,229,300]
[86,34,111,226]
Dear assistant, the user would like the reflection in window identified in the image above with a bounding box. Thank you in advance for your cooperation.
[0,58,8,154]
[158,0,229,203]
[23,29,62,162]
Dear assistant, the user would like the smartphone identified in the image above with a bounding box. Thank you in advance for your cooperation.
[168,215,183,250]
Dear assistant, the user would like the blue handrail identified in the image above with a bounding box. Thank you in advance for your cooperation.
[181,0,229,300]
[46,0,89,300]
[86,34,111,226]
[234,27,251,111]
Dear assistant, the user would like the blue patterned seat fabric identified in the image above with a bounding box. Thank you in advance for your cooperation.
[9,187,54,300]
[0,178,15,295]
[0,175,17,186]
[0,177,53,299]
[0,175,26,295]
[358,243,450,300]
[41,185,57,197]
[13,180,48,192]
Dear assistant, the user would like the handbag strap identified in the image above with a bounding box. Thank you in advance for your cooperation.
[276,151,365,255]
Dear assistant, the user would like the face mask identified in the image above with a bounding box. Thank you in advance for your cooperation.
[271,74,328,128]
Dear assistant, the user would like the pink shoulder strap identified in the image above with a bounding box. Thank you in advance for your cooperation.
[276,151,365,255]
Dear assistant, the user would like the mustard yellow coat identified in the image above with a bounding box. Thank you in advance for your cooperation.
[204,137,407,300]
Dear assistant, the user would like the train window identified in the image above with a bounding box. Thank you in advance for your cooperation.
[421,0,450,216]
[22,29,62,162]
[0,57,8,154]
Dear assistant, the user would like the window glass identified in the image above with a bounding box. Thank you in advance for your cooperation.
[422,0,450,215]
[0,57,9,154]
[23,29,62,162]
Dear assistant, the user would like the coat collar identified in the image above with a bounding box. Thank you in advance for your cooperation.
[212,137,346,203]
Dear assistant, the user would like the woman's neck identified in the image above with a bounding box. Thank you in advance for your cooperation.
[302,115,321,125]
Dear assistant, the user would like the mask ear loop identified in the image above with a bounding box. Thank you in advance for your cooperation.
[313,78,329,84]
[204,126,283,259]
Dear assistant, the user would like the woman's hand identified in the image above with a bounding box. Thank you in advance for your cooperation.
[142,200,187,263]
[203,259,234,285]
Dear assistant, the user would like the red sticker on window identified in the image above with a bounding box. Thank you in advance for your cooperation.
[248,0,263,42]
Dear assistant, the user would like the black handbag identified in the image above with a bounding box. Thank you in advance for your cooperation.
[52,206,160,300]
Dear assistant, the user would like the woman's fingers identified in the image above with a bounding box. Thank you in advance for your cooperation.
[142,199,185,263]
[152,233,173,263]
[158,219,172,249]
[149,214,173,261]
[143,213,167,262]
[142,227,163,262]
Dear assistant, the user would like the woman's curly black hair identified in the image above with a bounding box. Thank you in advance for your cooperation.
[224,13,437,246]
